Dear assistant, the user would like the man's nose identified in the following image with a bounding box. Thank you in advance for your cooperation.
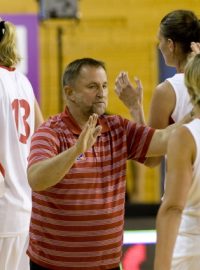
[97,86,104,96]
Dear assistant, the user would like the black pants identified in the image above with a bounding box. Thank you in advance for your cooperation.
[30,261,49,270]
[30,260,120,270]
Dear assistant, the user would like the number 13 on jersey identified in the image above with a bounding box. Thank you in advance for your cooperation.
[12,99,31,144]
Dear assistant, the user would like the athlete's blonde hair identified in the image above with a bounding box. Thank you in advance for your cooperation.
[185,54,200,106]
[0,21,21,67]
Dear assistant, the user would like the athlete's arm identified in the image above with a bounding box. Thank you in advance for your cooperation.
[154,126,195,270]
[146,111,192,157]
[144,81,176,167]
[34,99,44,131]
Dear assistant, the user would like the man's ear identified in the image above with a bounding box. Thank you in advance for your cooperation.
[63,85,76,101]
[167,38,175,52]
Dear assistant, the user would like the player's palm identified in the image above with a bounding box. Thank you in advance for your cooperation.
[115,72,143,109]
[76,114,102,154]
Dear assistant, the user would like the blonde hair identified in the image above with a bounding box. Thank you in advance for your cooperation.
[185,54,200,105]
[0,21,21,67]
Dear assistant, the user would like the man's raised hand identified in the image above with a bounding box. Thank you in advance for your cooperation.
[76,114,102,154]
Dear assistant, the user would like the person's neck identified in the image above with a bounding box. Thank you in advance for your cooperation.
[176,63,185,73]
[68,106,90,130]
[193,105,200,119]
[175,57,187,73]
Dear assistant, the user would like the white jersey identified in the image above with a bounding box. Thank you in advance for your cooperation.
[0,66,35,236]
[166,73,193,122]
[173,119,200,258]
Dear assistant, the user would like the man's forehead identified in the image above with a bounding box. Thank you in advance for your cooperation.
[78,66,107,80]
[79,65,105,73]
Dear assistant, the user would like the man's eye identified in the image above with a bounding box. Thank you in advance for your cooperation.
[89,85,97,89]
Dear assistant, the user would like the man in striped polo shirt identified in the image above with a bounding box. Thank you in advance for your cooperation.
[27,58,191,270]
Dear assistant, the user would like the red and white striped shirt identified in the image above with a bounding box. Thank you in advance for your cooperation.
[27,107,155,270]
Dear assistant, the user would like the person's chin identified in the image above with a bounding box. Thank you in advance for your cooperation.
[93,104,106,115]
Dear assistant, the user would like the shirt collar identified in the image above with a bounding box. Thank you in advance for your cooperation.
[62,106,110,135]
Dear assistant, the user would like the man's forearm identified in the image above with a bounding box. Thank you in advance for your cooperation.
[147,112,193,157]
[129,105,145,125]
[28,145,81,191]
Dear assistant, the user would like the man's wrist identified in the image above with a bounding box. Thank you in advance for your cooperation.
[129,104,142,113]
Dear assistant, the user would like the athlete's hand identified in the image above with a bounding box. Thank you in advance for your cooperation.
[115,71,143,110]
[191,42,200,56]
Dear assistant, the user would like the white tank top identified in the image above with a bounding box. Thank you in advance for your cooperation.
[173,119,200,257]
[0,66,35,236]
[166,73,193,122]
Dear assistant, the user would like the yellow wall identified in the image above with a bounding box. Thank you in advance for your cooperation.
[0,0,37,13]
[1,0,199,202]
